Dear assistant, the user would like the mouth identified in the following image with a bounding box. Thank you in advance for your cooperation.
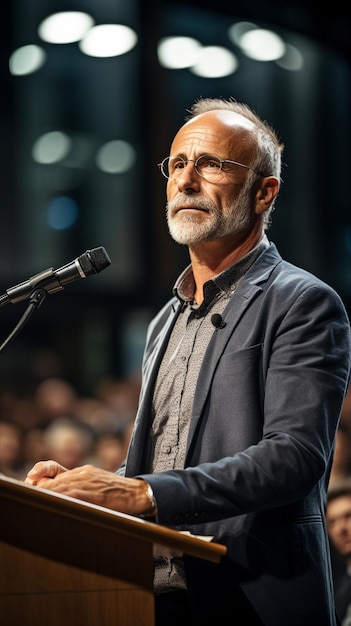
[174,205,209,214]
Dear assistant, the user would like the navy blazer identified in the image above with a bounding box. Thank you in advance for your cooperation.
[120,242,351,626]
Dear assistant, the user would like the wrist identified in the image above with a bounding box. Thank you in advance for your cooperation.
[142,481,158,519]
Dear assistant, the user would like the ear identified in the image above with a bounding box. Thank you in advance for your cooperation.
[255,177,280,215]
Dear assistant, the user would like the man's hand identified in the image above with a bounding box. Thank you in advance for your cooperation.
[24,461,152,517]
[25,460,68,484]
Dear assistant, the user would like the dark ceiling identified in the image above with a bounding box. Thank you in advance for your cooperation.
[170,0,351,58]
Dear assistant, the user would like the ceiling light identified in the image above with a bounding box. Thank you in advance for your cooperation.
[96,140,136,174]
[190,47,238,78]
[47,196,78,230]
[276,43,304,71]
[38,11,94,44]
[228,21,259,46]
[9,45,46,76]
[238,29,286,61]
[79,24,138,58]
[157,37,202,69]
[32,131,72,164]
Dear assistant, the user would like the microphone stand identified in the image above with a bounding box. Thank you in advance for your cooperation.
[0,288,47,354]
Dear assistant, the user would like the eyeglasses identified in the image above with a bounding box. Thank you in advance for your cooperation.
[157,154,265,180]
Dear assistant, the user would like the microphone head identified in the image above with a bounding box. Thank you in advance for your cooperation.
[79,247,111,276]
[211,313,225,329]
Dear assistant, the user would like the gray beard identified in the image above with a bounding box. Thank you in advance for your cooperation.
[166,179,254,246]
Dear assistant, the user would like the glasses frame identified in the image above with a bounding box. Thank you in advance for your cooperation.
[157,154,265,180]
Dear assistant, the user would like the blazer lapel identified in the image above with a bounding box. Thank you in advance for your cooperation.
[187,245,281,447]
[126,299,182,474]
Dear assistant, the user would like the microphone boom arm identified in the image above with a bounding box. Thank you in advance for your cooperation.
[0,288,47,354]
[2,267,63,306]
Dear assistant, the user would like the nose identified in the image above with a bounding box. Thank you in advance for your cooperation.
[175,161,201,193]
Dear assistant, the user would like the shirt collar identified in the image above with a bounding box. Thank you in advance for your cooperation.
[173,235,270,304]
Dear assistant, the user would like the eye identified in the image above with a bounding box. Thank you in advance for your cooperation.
[197,155,221,171]
[170,157,186,172]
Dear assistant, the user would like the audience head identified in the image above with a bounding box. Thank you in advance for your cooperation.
[327,478,351,562]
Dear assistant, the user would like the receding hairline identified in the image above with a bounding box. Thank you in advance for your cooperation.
[182,108,259,136]
[186,97,283,150]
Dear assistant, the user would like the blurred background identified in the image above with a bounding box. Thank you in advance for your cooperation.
[0,0,350,478]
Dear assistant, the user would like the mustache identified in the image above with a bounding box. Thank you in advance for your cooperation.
[167,194,217,215]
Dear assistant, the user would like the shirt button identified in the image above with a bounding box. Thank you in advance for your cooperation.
[165,446,172,454]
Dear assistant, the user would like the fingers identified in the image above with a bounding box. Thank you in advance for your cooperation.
[25,460,68,485]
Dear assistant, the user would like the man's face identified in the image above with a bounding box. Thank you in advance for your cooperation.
[165,110,260,246]
[326,495,351,558]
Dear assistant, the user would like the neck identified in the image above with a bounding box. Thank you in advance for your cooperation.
[189,228,263,304]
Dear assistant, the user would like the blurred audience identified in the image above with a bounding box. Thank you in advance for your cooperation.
[330,385,351,487]
[0,420,23,478]
[33,377,79,428]
[42,417,94,470]
[326,387,351,626]
[20,427,47,479]
[0,372,138,481]
[89,429,130,472]
[74,396,124,434]
[96,375,140,416]
[326,478,351,625]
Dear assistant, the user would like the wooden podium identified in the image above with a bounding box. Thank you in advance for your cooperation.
[0,474,226,626]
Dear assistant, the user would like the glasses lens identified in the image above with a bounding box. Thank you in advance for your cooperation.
[196,155,222,178]
[160,155,224,179]
[159,158,169,178]
[164,156,187,179]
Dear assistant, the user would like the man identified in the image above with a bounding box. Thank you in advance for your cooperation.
[26,98,351,625]
[327,479,351,625]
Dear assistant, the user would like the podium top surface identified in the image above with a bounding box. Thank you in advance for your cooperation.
[0,473,227,563]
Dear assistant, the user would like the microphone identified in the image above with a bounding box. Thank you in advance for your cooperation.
[211,313,226,329]
[3,246,111,304]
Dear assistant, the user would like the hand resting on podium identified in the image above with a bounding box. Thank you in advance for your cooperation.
[25,460,156,518]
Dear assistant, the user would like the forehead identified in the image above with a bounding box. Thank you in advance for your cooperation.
[170,110,257,157]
